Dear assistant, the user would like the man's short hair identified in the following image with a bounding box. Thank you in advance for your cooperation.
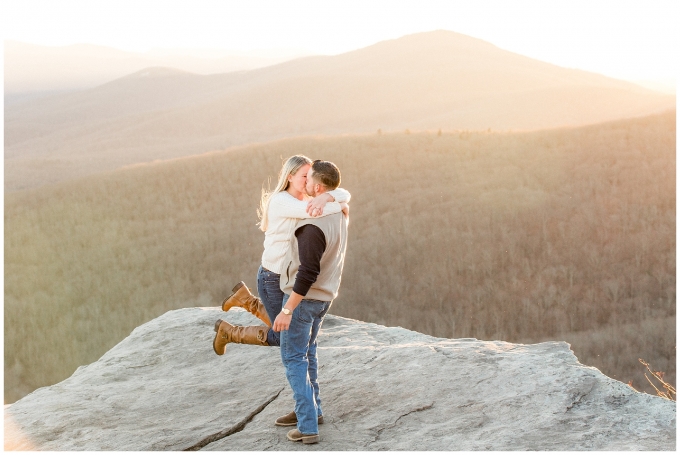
[310,160,341,190]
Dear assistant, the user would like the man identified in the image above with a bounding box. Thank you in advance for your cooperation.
[271,160,349,445]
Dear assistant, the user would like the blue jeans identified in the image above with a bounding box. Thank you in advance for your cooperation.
[256,266,284,346]
[280,293,331,435]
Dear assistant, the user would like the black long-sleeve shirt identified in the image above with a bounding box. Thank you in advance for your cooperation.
[292,224,327,296]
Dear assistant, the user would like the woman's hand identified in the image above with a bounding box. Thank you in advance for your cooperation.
[306,193,334,216]
[340,202,349,219]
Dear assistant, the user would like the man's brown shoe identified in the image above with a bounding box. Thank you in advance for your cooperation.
[286,429,319,444]
[275,411,324,426]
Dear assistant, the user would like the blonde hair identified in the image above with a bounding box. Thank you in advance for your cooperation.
[258,155,312,232]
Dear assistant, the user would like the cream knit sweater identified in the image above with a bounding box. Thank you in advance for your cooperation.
[260,188,350,274]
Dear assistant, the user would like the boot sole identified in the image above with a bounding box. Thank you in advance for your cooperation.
[213,320,225,355]
[221,282,245,311]
[287,433,319,444]
[302,436,319,444]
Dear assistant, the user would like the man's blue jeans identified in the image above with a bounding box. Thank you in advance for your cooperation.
[256,266,284,346]
[280,293,331,435]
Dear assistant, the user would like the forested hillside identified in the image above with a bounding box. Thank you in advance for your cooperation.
[5,111,675,403]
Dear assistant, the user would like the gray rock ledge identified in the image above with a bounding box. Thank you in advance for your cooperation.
[4,307,676,450]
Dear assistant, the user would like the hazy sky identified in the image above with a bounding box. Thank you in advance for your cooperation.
[2,0,678,83]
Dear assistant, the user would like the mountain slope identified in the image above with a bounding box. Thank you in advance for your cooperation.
[5,30,674,191]
[4,112,675,404]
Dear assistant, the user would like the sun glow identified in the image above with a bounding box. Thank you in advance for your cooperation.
[2,0,678,83]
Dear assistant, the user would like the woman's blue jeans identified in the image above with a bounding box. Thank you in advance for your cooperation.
[280,293,331,435]
[256,266,284,346]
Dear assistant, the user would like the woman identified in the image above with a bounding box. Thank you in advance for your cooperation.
[213,155,350,354]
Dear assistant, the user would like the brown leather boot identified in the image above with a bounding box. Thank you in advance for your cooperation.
[287,429,319,444]
[213,319,268,355]
[221,282,271,326]
[275,411,324,426]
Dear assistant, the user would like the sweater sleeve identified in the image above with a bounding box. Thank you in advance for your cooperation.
[292,225,327,296]
[270,192,343,220]
[327,187,351,204]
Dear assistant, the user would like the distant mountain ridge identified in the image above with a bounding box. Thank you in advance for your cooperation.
[5,30,675,191]
[4,40,311,94]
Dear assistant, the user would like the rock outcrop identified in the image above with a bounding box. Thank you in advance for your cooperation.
[4,307,676,450]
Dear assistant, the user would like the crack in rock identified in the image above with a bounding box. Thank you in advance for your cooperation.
[565,379,596,412]
[473,373,497,387]
[363,355,378,365]
[371,403,435,444]
[183,387,283,451]
[564,376,598,413]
